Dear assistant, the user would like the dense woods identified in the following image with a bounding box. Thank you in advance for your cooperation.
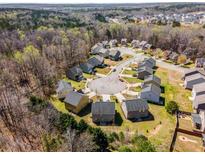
[1,6,205,151]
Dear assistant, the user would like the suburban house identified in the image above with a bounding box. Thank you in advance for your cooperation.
[139,58,156,68]
[88,55,105,68]
[109,39,118,48]
[141,75,161,88]
[139,83,161,104]
[195,58,205,68]
[80,62,95,74]
[56,80,73,99]
[191,110,205,132]
[139,41,148,50]
[109,49,121,61]
[64,91,89,114]
[131,40,140,48]
[121,38,127,46]
[193,94,205,111]
[192,82,205,100]
[121,99,149,120]
[145,43,153,50]
[98,48,110,58]
[91,102,115,124]
[182,69,200,80]
[184,73,205,89]
[102,41,110,49]
[66,66,83,81]
[90,43,103,55]
[168,52,179,63]
[137,66,153,80]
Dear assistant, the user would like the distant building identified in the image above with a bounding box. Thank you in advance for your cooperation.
[121,38,127,46]
[90,43,103,55]
[131,40,140,48]
[137,66,153,80]
[139,58,156,68]
[184,73,205,89]
[195,58,205,68]
[139,83,161,104]
[169,52,179,63]
[91,102,115,124]
[102,41,110,49]
[139,41,148,50]
[66,66,83,81]
[56,80,73,99]
[80,62,95,74]
[109,39,118,48]
[121,99,149,120]
[64,91,89,114]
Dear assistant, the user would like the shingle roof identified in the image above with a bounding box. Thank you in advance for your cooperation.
[68,66,83,75]
[123,99,149,112]
[144,75,161,85]
[109,49,120,57]
[185,73,205,82]
[92,102,115,115]
[137,66,153,74]
[80,62,94,71]
[146,58,156,65]
[184,69,199,77]
[64,91,84,107]
[88,55,104,67]
[193,82,205,93]
[193,94,205,109]
[56,80,73,93]
[141,83,161,96]
[91,43,103,54]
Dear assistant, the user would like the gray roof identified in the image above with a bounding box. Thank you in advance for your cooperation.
[109,49,120,57]
[144,75,161,85]
[141,83,161,96]
[88,55,104,67]
[68,66,83,75]
[123,99,149,112]
[56,80,73,93]
[185,73,205,82]
[137,66,153,74]
[191,113,201,124]
[193,82,205,93]
[64,91,84,107]
[183,69,199,78]
[92,102,115,115]
[146,58,156,65]
[80,62,94,71]
[193,94,205,109]
[139,41,147,47]
[91,43,103,54]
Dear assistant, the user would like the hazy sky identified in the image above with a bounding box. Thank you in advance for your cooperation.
[0,0,205,4]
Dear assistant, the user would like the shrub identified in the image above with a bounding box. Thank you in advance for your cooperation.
[77,119,88,133]
[177,54,187,64]
[118,146,132,152]
[27,95,48,113]
[165,101,179,114]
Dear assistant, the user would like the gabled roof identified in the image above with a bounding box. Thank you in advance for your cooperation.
[139,41,147,47]
[123,99,149,112]
[91,43,103,54]
[109,39,118,45]
[144,75,161,85]
[193,82,205,93]
[56,80,73,93]
[80,62,94,71]
[92,102,115,115]
[88,55,104,67]
[193,94,205,109]
[64,91,84,107]
[146,58,156,65]
[185,73,205,82]
[141,83,161,96]
[68,66,83,75]
[137,66,153,74]
[131,40,140,45]
[109,49,121,57]
[183,69,199,78]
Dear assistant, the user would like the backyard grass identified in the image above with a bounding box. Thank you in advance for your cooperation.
[83,73,94,79]
[104,59,119,66]
[155,68,193,112]
[174,132,204,152]
[50,96,68,114]
[122,54,133,61]
[63,78,86,90]
[122,69,136,76]
[95,67,111,75]
[122,77,143,84]
[129,86,142,92]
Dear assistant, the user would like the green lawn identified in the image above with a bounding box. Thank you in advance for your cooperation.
[122,69,136,76]
[63,78,86,91]
[95,67,111,75]
[83,73,94,79]
[122,77,143,84]
[50,96,68,114]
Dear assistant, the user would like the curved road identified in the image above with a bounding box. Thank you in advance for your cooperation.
[88,47,189,95]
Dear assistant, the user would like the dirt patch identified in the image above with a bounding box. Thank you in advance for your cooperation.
[149,124,162,136]
[179,136,197,143]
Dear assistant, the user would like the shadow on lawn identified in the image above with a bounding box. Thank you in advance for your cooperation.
[115,111,123,126]
[129,111,154,123]
[78,103,92,117]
